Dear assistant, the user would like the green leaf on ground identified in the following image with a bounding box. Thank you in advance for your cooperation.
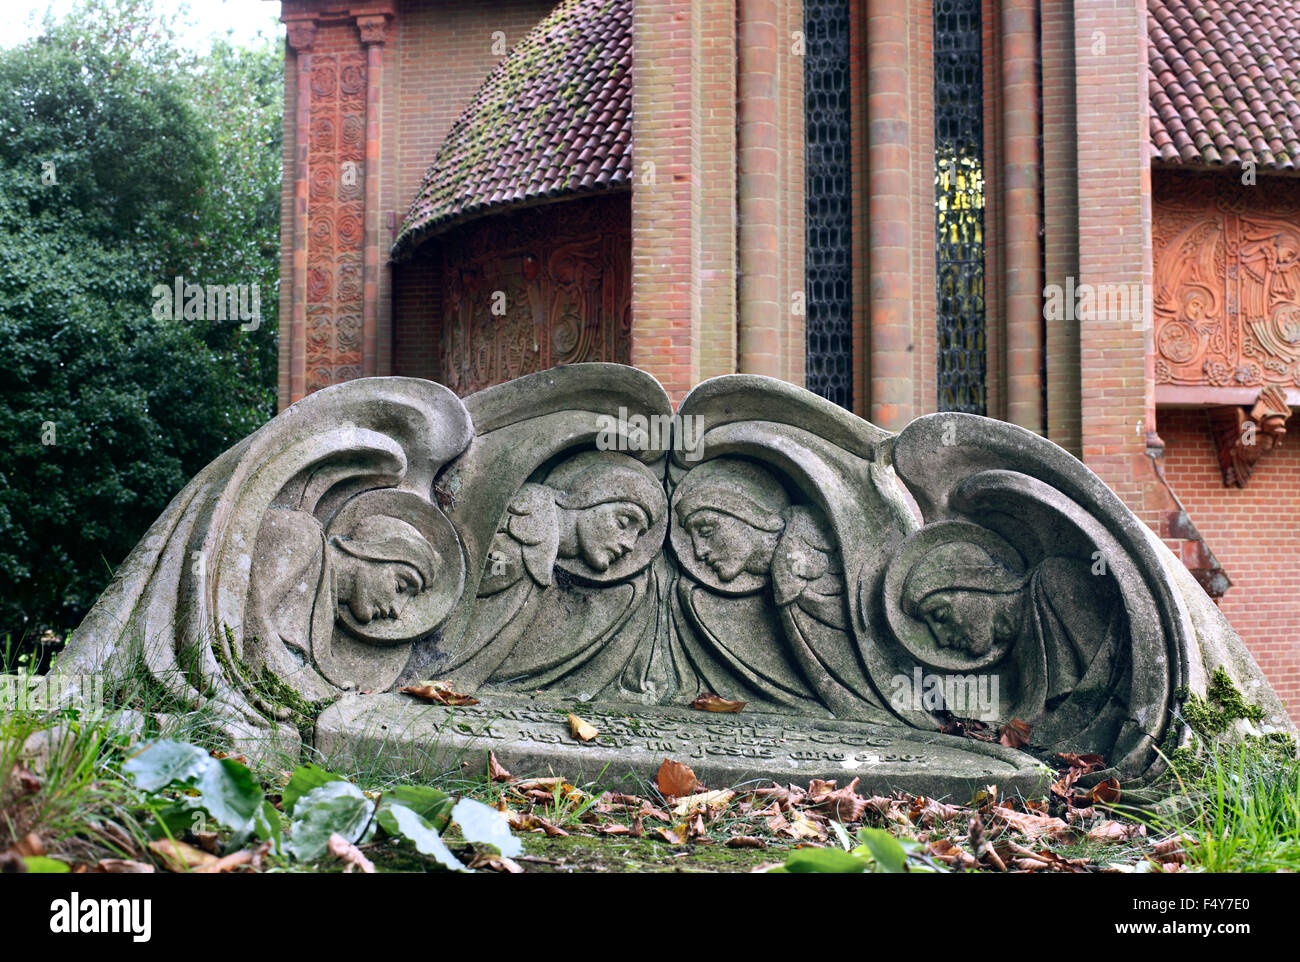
[777,847,869,873]
[452,797,522,857]
[289,781,375,862]
[378,802,466,872]
[855,827,908,873]
[281,763,347,815]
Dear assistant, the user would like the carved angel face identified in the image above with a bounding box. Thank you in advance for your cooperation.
[342,559,423,624]
[916,589,1021,657]
[681,508,777,583]
[574,501,650,572]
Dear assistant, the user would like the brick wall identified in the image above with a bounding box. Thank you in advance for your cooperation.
[1041,0,1082,456]
[1074,0,1159,529]
[1160,409,1300,723]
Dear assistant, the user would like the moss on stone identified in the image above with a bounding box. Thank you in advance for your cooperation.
[1182,665,1265,737]
[216,624,335,741]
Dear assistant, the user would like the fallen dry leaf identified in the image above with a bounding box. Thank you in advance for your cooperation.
[990,806,1070,841]
[689,692,747,713]
[906,794,966,828]
[93,859,155,873]
[1056,752,1106,773]
[399,681,479,706]
[1150,836,1186,864]
[652,827,684,845]
[488,751,512,783]
[325,833,374,874]
[149,839,217,873]
[968,814,1006,872]
[656,758,699,798]
[469,852,523,873]
[1086,820,1145,843]
[808,777,868,823]
[194,841,272,874]
[10,764,41,797]
[672,789,735,817]
[687,812,707,840]
[775,814,827,841]
[567,713,599,742]
[13,833,44,858]
[998,718,1033,749]
[596,823,632,836]
[1087,778,1122,806]
[925,838,977,870]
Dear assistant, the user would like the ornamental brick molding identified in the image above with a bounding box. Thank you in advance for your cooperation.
[356,14,391,45]
[1208,385,1292,489]
[285,19,317,52]
[304,47,368,392]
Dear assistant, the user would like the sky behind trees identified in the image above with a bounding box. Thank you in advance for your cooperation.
[0,0,280,53]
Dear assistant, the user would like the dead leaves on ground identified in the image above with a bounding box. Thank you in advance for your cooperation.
[656,759,699,798]
[479,748,1166,873]
[486,744,1185,873]
[567,713,599,742]
[326,833,374,874]
[399,681,479,706]
[689,692,747,713]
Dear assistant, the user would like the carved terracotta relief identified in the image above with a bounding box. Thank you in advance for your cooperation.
[1154,175,1300,388]
[305,44,367,393]
[437,195,632,396]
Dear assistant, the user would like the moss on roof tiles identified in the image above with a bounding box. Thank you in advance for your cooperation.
[1150,0,1300,172]
[392,0,632,260]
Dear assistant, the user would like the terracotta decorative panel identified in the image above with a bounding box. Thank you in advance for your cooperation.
[305,48,368,392]
[1154,175,1300,390]
[437,196,632,396]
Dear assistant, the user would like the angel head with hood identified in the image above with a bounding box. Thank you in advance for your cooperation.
[480,454,667,593]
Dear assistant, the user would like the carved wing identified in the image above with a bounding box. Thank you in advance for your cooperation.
[57,378,473,757]
[880,413,1189,777]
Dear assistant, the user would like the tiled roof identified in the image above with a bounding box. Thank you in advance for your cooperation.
[391,0,632,260]
[1149,0,1300,171]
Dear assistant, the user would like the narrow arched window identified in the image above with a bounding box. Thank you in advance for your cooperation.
[804,0,853,410]
[935,0,987,414]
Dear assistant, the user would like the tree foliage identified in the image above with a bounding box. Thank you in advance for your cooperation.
[0,0,283,649]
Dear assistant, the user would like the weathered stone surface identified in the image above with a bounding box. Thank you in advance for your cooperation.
[56,362,1296,781]
[315,693,1052,798]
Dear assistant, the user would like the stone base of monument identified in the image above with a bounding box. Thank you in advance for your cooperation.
[314,693,1053,799]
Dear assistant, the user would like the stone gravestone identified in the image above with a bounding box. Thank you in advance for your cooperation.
[58,364,1294,795]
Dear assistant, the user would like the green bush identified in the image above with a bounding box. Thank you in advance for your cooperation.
[0,2,281,648]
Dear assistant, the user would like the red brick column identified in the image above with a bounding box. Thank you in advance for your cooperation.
[865,0,913,429]
[358,13,390,378]
[284,18,316,406]
[1001,0,1043,432]
[737,0,782,378]
[630,0,705,401]
[1075,0,1158,523]
[1041,0,1081,455]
